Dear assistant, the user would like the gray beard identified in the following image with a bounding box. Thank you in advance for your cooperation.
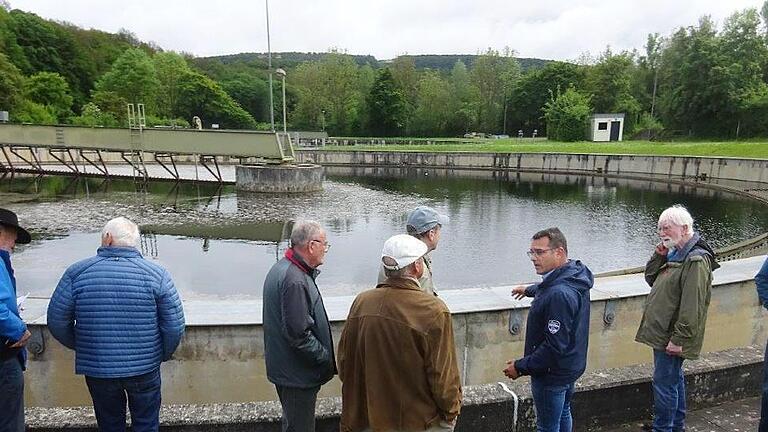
[662,238,678,249]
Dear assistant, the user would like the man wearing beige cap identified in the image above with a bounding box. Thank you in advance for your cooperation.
[378,206,449,296]
[339,234,462,432]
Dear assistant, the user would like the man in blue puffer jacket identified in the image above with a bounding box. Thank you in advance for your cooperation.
[47,217,185,432]
[504,227,593,432]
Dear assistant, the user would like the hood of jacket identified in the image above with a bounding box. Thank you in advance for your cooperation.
[539,259,594,295]
[668,232,720,271]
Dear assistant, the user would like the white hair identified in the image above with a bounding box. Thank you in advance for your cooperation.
[290,220,324,247]
[383,256,422,279]
[658,205,694,236]
[102,217,140,248]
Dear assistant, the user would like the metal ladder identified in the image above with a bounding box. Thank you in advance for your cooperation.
[275,132,295,162]
[126,103,148,181]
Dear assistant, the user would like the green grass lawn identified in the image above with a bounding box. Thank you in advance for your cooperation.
[321,139,768,159]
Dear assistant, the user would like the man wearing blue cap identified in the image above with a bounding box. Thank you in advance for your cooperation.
[378,206,448,296]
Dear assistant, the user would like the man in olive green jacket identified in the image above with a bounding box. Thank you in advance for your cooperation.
[635,205,719,432]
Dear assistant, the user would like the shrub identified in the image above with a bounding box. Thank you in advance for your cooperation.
[543,87,592,142]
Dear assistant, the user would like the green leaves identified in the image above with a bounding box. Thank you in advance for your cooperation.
[657,9,768,137]
[367,68,408,136]
[543,88,592,142]
[22,71,73,121]
[508,62,585,135]
[0,52,22,111]
[95,48,160,109]
[70,102,117,127]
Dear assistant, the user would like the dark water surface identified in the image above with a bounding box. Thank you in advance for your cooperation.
[1,169,766,299]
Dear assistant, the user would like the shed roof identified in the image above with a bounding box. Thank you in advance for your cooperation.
[591,113,625,119]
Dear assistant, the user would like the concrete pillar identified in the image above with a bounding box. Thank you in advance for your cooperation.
[235,163,324,193]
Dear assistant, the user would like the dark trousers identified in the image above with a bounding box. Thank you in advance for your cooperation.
[761,339,768,432]
[0,357,24,432]
[85,368,162,432]
[275,385,320,432]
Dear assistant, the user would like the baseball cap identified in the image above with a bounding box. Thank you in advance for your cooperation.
[406,206,449,235]
[381,234,428,270]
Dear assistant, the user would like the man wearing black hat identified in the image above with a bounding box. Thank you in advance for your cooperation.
[0,208,32,432]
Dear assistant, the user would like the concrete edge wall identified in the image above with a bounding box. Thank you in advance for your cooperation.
[20,255,764,326]
[20,258,767,407]
[25,346,763,432]
[295,150,768,185]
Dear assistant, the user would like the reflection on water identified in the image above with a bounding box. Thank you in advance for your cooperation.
[1,170,766,299]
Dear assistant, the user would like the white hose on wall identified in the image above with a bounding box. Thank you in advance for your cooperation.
[497,381,519,432]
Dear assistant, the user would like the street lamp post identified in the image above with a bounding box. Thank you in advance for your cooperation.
[265,0,274,131]
[276,68,287,133]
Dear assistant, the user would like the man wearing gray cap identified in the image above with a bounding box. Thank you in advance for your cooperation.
[378,206,448,296]
[339,234,462,431]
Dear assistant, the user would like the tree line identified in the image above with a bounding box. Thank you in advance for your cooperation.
[2,4,768,140]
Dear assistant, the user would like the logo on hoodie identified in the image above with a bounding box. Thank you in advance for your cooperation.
[548,320,561,334]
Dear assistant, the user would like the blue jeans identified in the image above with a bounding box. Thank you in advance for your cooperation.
[760,338,768,432]
[652,350,686,432]
[530,377,575,432]
[0,357,24,432]
[275,385,320,432]
[85,368,162,432]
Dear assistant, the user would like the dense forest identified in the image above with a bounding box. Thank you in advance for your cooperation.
[2,3,768,139]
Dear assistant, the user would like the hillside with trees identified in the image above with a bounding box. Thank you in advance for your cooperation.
[2,3,768,140]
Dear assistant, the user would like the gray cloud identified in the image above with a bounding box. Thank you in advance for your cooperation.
[16,0,764,60]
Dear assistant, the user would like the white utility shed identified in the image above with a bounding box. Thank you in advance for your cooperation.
[590,113,625,142]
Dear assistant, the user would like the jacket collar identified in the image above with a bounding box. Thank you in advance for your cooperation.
[378,277,421,292]
[667,232,720,270]
[0,249,15,289]
[667,233,700,262]
[539,259,592,289]
[97,246,142,258]
[540,260,573,287]
[285,248,320,278]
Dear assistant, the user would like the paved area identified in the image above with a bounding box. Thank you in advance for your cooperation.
[599,397,761,431]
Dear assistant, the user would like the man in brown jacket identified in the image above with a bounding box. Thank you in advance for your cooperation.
[338,234,462,432]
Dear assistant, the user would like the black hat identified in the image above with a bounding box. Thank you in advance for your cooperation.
[0,208,31,244]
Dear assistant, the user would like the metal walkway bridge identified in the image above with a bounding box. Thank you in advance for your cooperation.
[0,124,295,182]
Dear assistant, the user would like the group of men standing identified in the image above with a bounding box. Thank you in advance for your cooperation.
[264,204,722,432]
[0,201,755,432]
[506,205,719,432]
[263,207,461,432]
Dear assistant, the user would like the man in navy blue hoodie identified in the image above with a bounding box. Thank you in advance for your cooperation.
[504,227,593,432]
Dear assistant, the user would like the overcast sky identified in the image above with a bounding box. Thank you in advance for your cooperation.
[12,0,766,60]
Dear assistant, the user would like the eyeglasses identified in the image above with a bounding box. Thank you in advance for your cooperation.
[311,239,331,252]
[526,248,554,258]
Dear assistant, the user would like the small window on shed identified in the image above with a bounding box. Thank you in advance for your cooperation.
[598,122,608,130]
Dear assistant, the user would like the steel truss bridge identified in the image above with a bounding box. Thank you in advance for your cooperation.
[0,124,294,183]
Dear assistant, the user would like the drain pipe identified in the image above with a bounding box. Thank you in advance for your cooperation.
[462,345,469,385]
[461,315,470,386]
[497,381,519,432]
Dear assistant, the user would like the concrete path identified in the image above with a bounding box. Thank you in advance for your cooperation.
[598,396,761,431]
